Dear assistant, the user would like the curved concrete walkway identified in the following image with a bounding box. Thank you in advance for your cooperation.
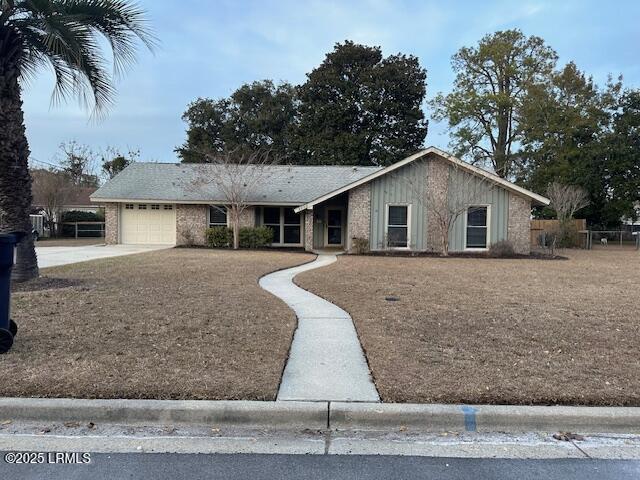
[260,254,380,402]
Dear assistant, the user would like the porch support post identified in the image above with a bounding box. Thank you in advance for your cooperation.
[346,184,371,253]
[304,209,314,252]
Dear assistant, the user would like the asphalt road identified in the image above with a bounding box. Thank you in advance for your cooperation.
[2,453,639,480]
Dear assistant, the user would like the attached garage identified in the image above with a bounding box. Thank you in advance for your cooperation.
[120,203,176,245]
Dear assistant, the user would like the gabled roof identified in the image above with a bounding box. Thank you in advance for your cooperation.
[31,169,99,207]
[294,147,550,212]
[90,162,382,205]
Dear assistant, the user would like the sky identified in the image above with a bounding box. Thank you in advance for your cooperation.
[22,0,640,168]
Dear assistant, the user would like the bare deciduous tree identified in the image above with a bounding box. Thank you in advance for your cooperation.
[546,181,589,225]
[189,149,278,249]
[546,182,589,248]
[57,141,100,187]
[31,170,72,237]
[396,160,497,256]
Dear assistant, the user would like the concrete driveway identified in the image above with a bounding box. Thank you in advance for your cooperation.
[36,244,172,268]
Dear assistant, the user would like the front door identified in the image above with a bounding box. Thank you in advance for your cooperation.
[326,208,343,246]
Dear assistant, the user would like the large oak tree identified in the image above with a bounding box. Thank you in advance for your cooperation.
[296,41,427,166]
[177,80,298,163]
[178,41,428,166]
[431,29,557,178]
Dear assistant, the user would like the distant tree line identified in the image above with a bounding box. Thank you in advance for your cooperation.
[176,41,428,167]
[178,34,639,228]
[431,30,640,228]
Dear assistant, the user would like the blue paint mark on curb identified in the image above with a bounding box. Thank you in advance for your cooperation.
[461,405,477,432]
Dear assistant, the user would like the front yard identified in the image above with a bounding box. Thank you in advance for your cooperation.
[6,249,313,400]
[296,249,640,406]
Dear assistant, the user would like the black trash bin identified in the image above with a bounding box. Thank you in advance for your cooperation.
[0,232,24,354]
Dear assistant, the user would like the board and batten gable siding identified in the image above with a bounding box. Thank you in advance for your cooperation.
[368,157,512,252]
[370,159,428,250]
[447,167,509,252]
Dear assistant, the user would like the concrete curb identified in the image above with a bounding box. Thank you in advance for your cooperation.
[330,402,640,434]
[2,398,640,434]
[0,398,328,430]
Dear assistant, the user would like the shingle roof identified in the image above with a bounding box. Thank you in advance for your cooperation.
[33,185,98,207]
[91,162,382,204]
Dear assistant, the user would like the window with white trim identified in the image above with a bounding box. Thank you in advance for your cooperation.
[283,208,301,244]
[387,205,409,248]
[261,207,302,245]
[466,206,488,249]
[125,204,134,209]
[163,205,173,210]
[151,204,160,210]
[138,204,147,210]
[209,206,227,227]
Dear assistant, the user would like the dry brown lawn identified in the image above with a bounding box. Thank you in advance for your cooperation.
[296,249,640,406]
[6,248,314,400]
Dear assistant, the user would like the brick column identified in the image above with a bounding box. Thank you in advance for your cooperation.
[104,203,119,245]
[425,158,450,253]
[304,210,314,251]
[347,184,371,253]
[508,193,531,255]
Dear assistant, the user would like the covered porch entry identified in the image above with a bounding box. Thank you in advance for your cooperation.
[307,192,349,251]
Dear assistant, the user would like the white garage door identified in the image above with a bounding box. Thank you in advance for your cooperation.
[120,203,176,245]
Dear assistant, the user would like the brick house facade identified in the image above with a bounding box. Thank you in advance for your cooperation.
[96,148,548,254]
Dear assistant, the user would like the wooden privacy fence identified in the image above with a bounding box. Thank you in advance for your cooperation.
[530,219,587,248]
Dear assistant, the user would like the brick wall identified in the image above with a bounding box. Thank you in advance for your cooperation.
[425,158,449,253]
[104,203,119,244]
[176,204,207,246]
[347,184,371,253]
[238,207,255,228]
[508,193,531,255]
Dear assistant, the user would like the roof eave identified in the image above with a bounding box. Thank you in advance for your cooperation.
[89,197,306,207]
[294,147,550,212]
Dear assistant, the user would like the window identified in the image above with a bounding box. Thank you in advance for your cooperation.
[466,206,488,249]
[163,205,173,210]
[138,204,147,210]
[283,208,301,244]
[263,207,281,243]
[262,207,302,245]
[125,204,134,209]
[209,206,227,227]
[387,205,409,248]
[151,204,160,210]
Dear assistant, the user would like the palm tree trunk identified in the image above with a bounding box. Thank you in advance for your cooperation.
[0,37,39,282]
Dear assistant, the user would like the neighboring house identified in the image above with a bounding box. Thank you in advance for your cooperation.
[32,186,104,216]
[90,147,550,254]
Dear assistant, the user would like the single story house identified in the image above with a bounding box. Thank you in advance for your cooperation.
[90,146,550,254]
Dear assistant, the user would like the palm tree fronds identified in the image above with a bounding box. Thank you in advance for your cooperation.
[6,0,156,115]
